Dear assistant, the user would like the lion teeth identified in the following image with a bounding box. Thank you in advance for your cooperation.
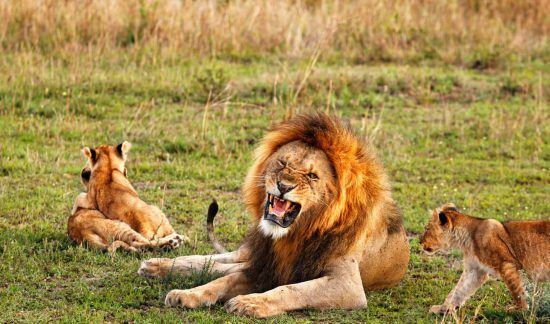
[267,194,298,214]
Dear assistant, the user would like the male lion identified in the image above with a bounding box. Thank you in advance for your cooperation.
[139,114,410,317]
[78,141,187,248]
[421,203,549,313]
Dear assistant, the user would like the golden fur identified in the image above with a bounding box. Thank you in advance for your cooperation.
[139,114,410,317]
[71,141,187,251]
[68,166,185,252]
[241,115,407,292]
[421,203,550,313]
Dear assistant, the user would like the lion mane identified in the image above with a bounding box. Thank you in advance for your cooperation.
[242,113,398,292]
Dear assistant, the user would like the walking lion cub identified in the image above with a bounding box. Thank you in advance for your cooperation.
[420,203,549,313]
[68,141,187,252]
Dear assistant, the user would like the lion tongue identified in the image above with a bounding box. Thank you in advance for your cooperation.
[272,199,289,218]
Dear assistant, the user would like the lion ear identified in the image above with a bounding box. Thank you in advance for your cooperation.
[442,203,458,213]
[438,211,451,227]
[82,147,96,163]
[116,141,131,157]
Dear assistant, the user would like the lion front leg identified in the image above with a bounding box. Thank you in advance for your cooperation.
[165,271,253,308]
[430,265,488,314]
[226,258,366,318]
[138,250,247,277]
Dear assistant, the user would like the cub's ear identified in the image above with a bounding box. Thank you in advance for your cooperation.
[441,203,458,213]
[116,141,131,157]
[438,211,451,226]
[82,147,97,162]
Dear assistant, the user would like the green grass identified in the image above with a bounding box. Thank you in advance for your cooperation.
[0,53,548,322]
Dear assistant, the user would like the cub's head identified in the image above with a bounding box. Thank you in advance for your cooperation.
[82,141,131,174]
[260,140,337,239]
[420,203,459,255]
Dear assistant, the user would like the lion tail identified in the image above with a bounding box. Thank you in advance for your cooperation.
[206,199,228,254]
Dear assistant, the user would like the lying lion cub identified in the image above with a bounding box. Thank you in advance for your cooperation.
[77,141,187,248]
[421,203,549,313]
[68,166,184,252]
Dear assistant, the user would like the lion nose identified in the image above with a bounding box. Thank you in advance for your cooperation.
[277,181,296,195]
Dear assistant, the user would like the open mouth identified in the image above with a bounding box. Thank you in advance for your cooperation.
[264,193,301,228]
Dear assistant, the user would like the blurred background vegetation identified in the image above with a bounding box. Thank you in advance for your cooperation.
[0,0,548,66]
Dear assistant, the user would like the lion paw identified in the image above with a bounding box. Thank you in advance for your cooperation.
[225,294,279,318]
[161,233,190,249]
[137,258,173,277]
[165,289,217,308]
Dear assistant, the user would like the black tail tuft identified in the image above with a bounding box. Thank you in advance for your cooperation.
[206,199,228,254]
[207,199,219,223]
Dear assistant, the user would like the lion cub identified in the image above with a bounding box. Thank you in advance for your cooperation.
[80,141,188,246]
[420,203,549,313]
[69,167,184,252]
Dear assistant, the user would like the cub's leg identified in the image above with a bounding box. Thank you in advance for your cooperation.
[74,218,141,254]
[110,222,162,250]
[108,240,138,253]
[79,232,110,250]
[135,205,188,247]
[102,222,182,252]
[70,209,170,252]
[138,250,246,277]
[106,220,185,251]
[69,209,111,249]
[148,205,181,238]
[165,271,253,308]
[225,257,366,318]
[430,265,488,314]
[499,262,528,311]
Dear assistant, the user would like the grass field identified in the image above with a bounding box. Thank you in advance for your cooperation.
[1,1,549,322]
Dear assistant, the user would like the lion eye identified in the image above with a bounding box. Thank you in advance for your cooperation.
[277,160,286,167]
[307,172,318,180]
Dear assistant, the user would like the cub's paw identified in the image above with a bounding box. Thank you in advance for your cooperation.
[171,233,190,247]
[225,294,279,318]
[137,258,173,277]
[162,233,190,249]
[429,304,454,314]
[165,289,217,308]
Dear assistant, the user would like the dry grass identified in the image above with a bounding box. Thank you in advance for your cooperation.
[1,0,548,65]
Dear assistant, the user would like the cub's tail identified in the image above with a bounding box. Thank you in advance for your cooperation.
[207,199,228,254]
